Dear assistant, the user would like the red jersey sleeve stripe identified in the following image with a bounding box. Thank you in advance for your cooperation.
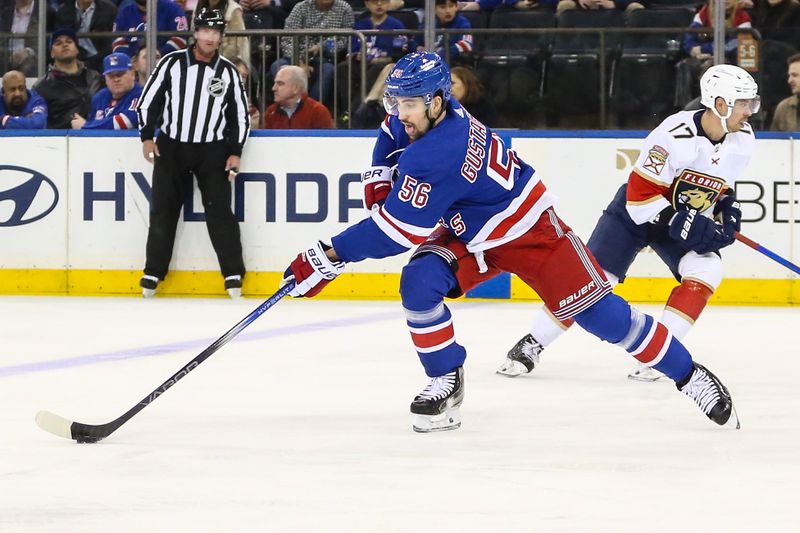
[626,169,669,204]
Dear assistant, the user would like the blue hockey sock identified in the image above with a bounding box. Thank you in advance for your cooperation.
[400,254,466,377]
[574,293,693,382]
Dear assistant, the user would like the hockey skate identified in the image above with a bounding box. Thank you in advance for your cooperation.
[140,275,159,298]
[224,275,243,299]
[677,363,740,429]
[411,367,464,433]
[496,334,543,377]
[628,361,665,382]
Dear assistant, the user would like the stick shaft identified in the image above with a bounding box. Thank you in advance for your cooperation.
[735,232,800,276]
[43,283,294,442]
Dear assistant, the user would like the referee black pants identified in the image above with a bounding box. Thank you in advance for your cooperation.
[144,135,245,281]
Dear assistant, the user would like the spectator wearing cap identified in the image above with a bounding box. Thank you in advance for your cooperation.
[0,69,48,129]
[71,52,142,129]
[33,28,102,129]
[263,64,333,128]
[54,0,118,73]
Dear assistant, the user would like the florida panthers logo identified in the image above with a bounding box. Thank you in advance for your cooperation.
[672,170,724,212]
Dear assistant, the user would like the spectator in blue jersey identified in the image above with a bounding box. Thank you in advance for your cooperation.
[34,28,103,129]
[424,0,473,63]
[0,70,47,129]
[112,0,189,58]
[71,52,142,129]
[337,0,409,120]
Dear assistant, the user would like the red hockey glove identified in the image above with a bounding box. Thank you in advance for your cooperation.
[281,241,345,298]
[361,165,395,213]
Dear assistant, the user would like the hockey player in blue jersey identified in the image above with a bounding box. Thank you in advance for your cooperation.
[73,52,142,130]
[112,0,188,58]
[281,52,740,433]
[0,70,47,129]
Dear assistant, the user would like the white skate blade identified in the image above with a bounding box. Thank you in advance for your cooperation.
[227,288,242,299]
[413,408,462,433]
[627,367,665,382]
[724,404,741,430]
[496,358,528,378]
[142,288,156,298]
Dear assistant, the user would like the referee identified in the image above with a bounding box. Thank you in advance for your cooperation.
[136,8,250,298]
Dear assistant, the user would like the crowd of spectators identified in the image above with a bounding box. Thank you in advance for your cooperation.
[2,0,800,131]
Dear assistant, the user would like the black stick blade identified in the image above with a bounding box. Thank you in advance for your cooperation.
[35,411,107,443]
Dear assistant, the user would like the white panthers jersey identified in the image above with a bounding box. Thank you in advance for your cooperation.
[625,109,755,225]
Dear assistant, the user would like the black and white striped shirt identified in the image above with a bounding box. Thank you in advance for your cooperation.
[136,46,250,155]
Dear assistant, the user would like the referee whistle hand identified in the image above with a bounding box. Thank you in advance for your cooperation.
[225,155,241,182]
[143,140,159,164]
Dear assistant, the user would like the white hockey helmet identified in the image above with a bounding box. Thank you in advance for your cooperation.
[700,64,760,120]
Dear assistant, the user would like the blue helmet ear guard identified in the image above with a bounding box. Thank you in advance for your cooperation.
[383,52,451,115]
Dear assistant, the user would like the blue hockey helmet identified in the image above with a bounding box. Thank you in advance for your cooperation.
[383,52,451,116]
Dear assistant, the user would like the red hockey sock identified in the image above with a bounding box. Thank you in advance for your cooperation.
[664,279,714,324]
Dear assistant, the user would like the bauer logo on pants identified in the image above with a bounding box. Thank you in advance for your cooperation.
[0,165,59,226]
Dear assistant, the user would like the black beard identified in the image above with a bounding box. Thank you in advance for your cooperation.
[6,98,25,115]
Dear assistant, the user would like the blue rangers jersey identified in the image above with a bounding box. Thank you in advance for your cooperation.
[0,89,47,129]
[83,84,143,130]
[112,0,188,57]
[331,98,555,263]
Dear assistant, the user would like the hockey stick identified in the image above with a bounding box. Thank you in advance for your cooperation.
[35,282,295,443]
[735,232,800,276]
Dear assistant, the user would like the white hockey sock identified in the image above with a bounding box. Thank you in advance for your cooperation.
[529,307,570,347]
[659,308,692,341]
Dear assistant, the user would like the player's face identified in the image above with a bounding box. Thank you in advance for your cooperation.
[395,96,435,140]
[2,76,28,112]
[51,36,78,61]
[436,2,458,24]
[105,69,136,100]
[724,97,759,132]
[788,62,800,96]
[194,28,222,56]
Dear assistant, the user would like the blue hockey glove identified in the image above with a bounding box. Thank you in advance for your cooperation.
[715,194,741,244]
[668,209,730,255]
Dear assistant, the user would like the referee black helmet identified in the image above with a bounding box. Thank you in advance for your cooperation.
[195,8,226,33]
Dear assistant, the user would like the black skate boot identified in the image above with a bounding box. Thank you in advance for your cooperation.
[410,366,464,433]
[496,334,543,377]
[677,363,740,429]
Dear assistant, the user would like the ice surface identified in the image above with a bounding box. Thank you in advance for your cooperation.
[1,296,797,532]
